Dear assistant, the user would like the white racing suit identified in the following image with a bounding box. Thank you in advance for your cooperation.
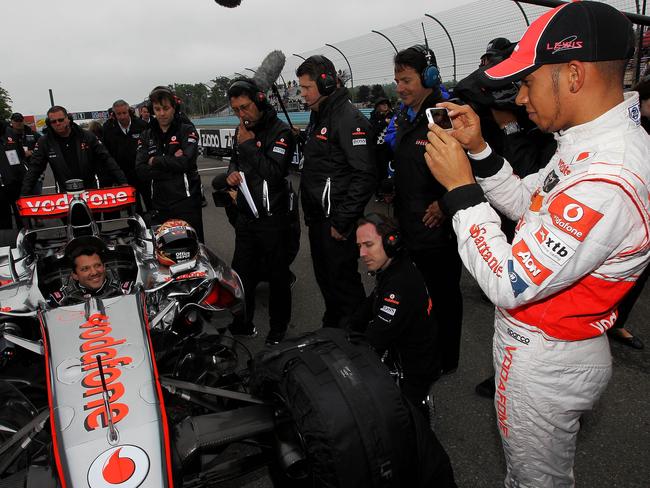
[440,93,650,486]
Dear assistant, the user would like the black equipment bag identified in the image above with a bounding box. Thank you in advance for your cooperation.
[250,328,456,488]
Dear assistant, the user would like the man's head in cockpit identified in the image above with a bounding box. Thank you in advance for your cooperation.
[70,247,106,291]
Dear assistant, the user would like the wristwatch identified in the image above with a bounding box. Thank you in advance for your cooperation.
[502,121,521,136]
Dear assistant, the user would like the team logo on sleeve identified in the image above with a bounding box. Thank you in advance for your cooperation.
[512,240,552,285]
[533,225,575,265]
[352,127,367,146]
[548,193,603,242]
[542,170,560,193]
[529,189,543,212]
[507,261,529,297]
[378,292,400,323]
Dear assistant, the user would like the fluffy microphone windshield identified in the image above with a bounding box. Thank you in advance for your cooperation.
[214,0,242,7]
[253,51,286,92]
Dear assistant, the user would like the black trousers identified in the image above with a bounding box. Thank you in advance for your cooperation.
[308,220,366,328]
[410,245,463,373]
[231,214,292,333]
[151,205,204,243]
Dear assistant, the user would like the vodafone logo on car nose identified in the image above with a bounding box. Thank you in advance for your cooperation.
[88,445,149,488]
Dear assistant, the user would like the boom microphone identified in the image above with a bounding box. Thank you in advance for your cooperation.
[253,50,286,92]
[214,0,242,7]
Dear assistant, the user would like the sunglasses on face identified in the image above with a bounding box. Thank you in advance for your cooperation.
[49,117,66,124]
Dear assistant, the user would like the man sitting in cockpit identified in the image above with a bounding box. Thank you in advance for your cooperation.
[49,236,132,306]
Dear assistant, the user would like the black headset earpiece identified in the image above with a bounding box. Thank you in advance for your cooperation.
[363,213,403,259]
[309,55,337,97]
[411,44,442,89]
[229,79,267,108]
[149,86,178,110]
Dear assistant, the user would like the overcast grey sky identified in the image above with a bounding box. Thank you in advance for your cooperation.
[3,0,478,115]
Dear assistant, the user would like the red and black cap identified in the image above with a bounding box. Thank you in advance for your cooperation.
[483,1,635,85]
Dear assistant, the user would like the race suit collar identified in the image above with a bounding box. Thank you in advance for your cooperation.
[556,92,641,146]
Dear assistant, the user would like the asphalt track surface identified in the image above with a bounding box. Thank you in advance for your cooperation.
[42,156,650,487]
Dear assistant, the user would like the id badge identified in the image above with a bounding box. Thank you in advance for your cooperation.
[5,150,20,166]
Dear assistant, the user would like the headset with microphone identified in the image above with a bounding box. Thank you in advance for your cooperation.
[302,55,338,107]
[362,213,403,259]
[228,79,267,109]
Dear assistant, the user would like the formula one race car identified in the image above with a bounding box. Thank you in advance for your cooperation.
[0,181,452,487]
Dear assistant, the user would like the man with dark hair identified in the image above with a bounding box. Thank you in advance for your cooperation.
[103,99,150,213]
[388,45,464,376]
[136,87,203,240]
[49,237,132,306]
[424,2,649,485]
[369,97,394,191]
[224,78,296,345]
[296,55,376,328]
[20,106,127,195]
[349,213,439,409]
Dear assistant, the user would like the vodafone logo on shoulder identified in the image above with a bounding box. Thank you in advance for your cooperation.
[88,445,149,488]
[548,193,603,242]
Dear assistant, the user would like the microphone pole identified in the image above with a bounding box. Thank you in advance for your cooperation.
[271,83,295,131]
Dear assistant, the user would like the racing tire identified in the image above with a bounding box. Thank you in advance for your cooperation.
[249,328,456,488]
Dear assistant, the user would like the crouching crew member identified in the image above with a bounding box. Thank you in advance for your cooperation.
[225,78,296,346]
[135,86,204,240]
[348,213,440,408]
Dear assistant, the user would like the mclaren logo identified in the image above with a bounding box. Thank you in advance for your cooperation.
[88,445,150,488]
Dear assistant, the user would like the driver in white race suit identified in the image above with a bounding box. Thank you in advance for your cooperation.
[423,2,650,487]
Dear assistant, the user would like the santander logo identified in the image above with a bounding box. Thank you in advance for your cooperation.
[88,445,149,488]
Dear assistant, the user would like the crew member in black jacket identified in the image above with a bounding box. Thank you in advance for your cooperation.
[20,106,127,196]
[390,46,463,375]
[135,87,203,240]
[103,99,150,213]
[225,78,296,345]
[348,213,439,408]
[297,55,376,328]
[0,121,26,229]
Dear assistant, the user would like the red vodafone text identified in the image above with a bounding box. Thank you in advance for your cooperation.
[79,313,131,431]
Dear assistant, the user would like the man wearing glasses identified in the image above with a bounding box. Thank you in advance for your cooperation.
[20,105,126,196]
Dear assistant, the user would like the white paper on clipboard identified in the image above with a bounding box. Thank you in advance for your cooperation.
[238,171,259,218]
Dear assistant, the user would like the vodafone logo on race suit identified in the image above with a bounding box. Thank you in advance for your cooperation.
[16,186,137,218]
[548,193,603,242]
[87,445,149,488]
[512,240,552,285]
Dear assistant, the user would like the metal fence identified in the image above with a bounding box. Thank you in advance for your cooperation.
[280,0,646,88]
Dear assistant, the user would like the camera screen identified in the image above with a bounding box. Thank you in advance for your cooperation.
[426,108,453,130]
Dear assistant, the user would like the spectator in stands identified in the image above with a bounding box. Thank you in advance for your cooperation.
[386,45,463,376]
[297,55,376,328]
[87,120,104,141]
[135,87,204,240]
[103,99,150,213]
[20,106,126,195]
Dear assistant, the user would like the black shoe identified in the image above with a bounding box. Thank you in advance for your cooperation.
[607,328,644,350]
[265,330,286,346]
[475,376,496,398]
[228,322,257,338]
